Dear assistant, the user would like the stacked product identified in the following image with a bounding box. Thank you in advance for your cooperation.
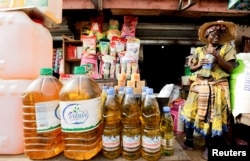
[0,11,53,155]
[140,88,162,161]
[59,66,102,160]
[121,87,141,160]
[102,87,122,159]
[21,68,63,159]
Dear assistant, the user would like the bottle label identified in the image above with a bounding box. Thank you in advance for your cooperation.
[59,97,102,132]
[202,63,212,70]
[102,135,120,151]
[142,135,161,153]
[34,100,60,132]
[161,138,174,147]
[25,0,48,7]
[122,134,141,152]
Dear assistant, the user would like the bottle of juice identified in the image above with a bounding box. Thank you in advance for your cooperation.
[21,68,63,159]
[160,106,174,156]
[59,66,103,160]
[121,87,141,160]
[140,88,161,161]
[102,88,122,159]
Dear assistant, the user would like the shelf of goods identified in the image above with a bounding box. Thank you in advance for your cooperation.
[0,139,190,161]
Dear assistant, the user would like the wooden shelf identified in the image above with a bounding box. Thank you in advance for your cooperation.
[62,35,82,74]
[65,58,81,62]
[0,139,190,161]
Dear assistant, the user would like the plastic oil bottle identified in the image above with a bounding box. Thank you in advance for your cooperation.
[140,86,149,107]
[121,87,141,160]
[59,66,103,160]
[101,85,108,109]
[102,88,122,159]
[140,88,161,161]
[21,68,63,159]
[160,106,174,156]
[117,86,125,104]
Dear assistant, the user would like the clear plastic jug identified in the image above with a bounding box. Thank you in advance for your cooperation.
[0,79,33,154]
[0,11,53,79]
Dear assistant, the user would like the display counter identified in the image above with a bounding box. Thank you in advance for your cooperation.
[0,139,190,161]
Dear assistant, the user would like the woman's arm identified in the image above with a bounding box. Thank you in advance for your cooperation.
[210,45,236,74]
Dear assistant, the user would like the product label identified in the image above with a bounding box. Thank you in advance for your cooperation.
[142,135,161,153]
[244,71,250,91]
[202,63,212,70]
[59,97,102,132]
[35,100,60,132]
[122,134,141,152]
[161,138,173,147]
[102,135,120,151]
[25,0,48,7]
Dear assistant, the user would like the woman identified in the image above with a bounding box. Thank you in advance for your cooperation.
[180,20,237,160]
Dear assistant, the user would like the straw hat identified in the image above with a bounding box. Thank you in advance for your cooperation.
[198,20,237,44]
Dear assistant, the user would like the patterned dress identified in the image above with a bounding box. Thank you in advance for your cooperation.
[181,42,236,137]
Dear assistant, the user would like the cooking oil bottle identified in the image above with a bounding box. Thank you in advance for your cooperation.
[101,85,108,109]
[21,68,63,159]
[140,88,161,161]
[117,86,125,104]
[59,66,103,160]
[121,87,141,160]
[160,106,174,156]
[102,88,122,159]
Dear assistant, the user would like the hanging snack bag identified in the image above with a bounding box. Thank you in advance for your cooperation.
[121,16,138,38]
[100,55,116,79]
[89,15,105,40]
[99,39,110,56]
[107,19,121,40]
[111,36,127,57]
[126,37,140,60]
[81,35,99,79]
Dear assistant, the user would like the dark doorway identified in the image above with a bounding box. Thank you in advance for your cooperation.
[141,45,192,93]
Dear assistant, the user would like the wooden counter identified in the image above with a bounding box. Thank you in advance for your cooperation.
[0,139,190,161]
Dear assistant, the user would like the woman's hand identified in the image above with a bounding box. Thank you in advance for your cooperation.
[200,58,210,65]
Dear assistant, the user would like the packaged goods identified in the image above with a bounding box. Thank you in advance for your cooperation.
[0,79,33,154]
[160,106,174,156]
[121,87,141,160]
[59,66,102,160]
[102,88,122,159]
[230,53,250,119]
[21,68,63,159]
[140,88,161,161]
[0,11,52,79]
[199,54,215,78]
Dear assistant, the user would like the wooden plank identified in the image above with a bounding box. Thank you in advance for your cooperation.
[0,139,190,161]
[63,0,95,9]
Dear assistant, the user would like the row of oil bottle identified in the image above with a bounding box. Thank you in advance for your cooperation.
[20,65,174,161]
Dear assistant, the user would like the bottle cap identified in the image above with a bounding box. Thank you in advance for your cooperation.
[163,106,171,112]
[142,86,148,92]
[107,88,115,95]
[40,68,52,75]
[119,86,125,91]
[146,88,153,94]
[102,85,108,90]
[125,87,133,94]
[74,66,87,74]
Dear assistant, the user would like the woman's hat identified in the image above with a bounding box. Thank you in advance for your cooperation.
[198,20,237,44]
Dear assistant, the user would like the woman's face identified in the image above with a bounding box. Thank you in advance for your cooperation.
[207,30,222,44]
